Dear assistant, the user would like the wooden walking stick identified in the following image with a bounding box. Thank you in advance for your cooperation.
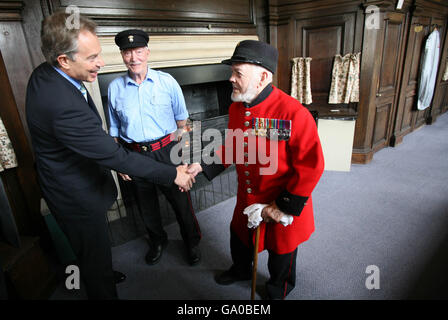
[251,225,261,300]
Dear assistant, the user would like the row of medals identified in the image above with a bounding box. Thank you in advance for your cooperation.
[252,119,291,141]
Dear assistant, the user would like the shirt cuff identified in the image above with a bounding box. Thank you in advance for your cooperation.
[109,127,119,137]
[174,112,189,121]
[275,190,309,217]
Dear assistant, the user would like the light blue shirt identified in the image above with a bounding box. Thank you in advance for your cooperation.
[53,66,83,91]
[108,67,188,143]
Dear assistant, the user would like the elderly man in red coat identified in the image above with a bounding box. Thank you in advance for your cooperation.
[187,40,324,299]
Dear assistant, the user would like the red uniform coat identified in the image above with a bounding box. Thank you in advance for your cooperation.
[218,86,324,254]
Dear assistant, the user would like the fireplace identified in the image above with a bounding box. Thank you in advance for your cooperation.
[97,63,233,133]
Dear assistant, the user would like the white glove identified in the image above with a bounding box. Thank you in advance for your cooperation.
[243,203,294,228]
[243,204,266,228]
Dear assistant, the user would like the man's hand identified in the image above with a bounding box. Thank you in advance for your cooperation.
[174,164,195,192]
[170,128,185,142]
[187,162,203,177]
[261,201,285,223]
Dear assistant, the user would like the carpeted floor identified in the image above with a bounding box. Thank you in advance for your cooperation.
[51,112,448,300]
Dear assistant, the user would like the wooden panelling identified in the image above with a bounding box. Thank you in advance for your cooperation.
[443,87,448,112]
[0,1,23,21]
[401,96,415,132]
[392,10,447,145]
[0,21,35,142]
[378,21,403,94]
[276,22,293,91]
[44,0,257,35]
[371,12,407,152]
[0,50,44,240]
[278,11,358,107]
[429,15,448,122]
[372,103,392,149]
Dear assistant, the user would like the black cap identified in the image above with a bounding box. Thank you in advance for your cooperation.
[222,40,278,74]
[114,29,149,50]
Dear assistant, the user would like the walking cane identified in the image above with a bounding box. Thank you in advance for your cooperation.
[251,225,261,300]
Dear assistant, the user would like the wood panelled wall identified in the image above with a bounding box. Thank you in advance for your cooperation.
[0,0,447,242]
[269,0,448,164]
[0,1,47,245]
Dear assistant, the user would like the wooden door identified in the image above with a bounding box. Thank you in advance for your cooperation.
[391,16,431,146]
[294,13,357,108]
[371,12,407,152]
[426,17,446,124]
[431,24,448,119]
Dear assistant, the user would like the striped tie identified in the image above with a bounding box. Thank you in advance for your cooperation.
[80,83,88,102]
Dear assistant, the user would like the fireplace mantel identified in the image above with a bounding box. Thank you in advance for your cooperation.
[99,34,258,73]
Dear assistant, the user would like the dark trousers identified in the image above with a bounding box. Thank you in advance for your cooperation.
[230,229,298,299]
[56,209,117,300]
[0,257,7,299]
[130,140,201,249]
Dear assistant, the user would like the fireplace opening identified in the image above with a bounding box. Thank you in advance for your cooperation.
[98,63,232,129]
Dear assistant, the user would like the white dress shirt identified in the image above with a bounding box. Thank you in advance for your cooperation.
[417,29,440,110]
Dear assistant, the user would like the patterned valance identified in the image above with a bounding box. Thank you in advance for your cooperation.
[329,53,361,104]
[291,57,312,105]
[0,117,18,172]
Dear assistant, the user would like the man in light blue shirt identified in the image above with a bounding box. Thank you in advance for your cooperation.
[108,59,189,143]
[108,29,201,266]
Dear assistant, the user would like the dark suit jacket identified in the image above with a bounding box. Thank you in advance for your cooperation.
[26,62,177,216]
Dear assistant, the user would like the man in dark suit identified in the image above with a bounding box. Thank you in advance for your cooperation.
[25,11,194,299]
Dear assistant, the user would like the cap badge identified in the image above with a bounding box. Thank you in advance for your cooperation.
[128,35,134,43]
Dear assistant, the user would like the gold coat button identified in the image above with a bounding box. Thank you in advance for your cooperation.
[244,131,249,137]
[244,121,250,127]
[244,152,248,157]
[247,188,252,194]
[244,142,248,147]
[245,111,251,117]
[246,180,251,184]
[244,171,250,176]
[244,162,249,167]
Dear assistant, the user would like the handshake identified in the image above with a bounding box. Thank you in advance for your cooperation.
[118,163,202,191]
[118,162,203,192]
[174,162,203,192]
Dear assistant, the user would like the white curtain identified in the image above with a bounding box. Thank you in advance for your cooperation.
[328,52,361,104]
[291,57,312,105]
[417,29,440,110]
[0,116,18,172]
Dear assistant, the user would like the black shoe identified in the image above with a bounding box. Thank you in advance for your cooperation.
[145,241,167,265]
[215,268,251,286]
[114,271,126,284]
[187,246,201,266]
